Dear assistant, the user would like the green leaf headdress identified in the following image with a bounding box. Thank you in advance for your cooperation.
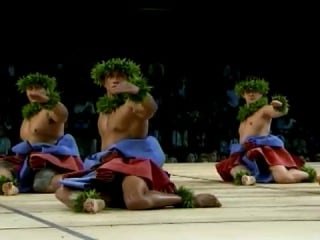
[91,58,142,86]
[91,58,152,114]
[17,72,57,93]
[16,72,61,119]
[234,76,269,97]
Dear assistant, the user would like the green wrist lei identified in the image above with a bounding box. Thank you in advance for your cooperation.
[271,95,289,113]
[22,91,61,119]
[237,97,268,122]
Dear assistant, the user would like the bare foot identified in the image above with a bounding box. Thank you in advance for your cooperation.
[193,193,222,208]
[2,182,19,196]
[241,175,256,186]
[83,198,106,213]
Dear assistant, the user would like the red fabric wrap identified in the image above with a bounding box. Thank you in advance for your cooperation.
[0,153,83,175]
[63,151,176,193]
[28,153,83,172]
[216,146,305,182]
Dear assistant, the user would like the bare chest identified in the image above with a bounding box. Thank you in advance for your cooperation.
[239,114,259,129]
[98,107,134,134]
[20,110,58,140]
[239,111,271,141]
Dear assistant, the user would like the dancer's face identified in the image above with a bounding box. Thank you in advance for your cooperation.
[243,91,262,104]
[103,72,128,93]
[26,85,47,102]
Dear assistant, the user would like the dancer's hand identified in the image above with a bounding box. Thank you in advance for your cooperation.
[29,90,49,103]
[110,81,139,95]
[271,100,282,108]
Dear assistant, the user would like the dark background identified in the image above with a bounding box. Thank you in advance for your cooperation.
[0,2,319,160]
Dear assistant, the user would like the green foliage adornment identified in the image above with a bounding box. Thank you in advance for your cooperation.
[22,103,42,120]
[92,58,152,113]
[175,186,194,208]
[91,58,142,86]
[126,77,152,103]
[235,77,269,97]
[237,97,268,122]
[234,170,251,185]
[300,165,317,182]
[17,72,57,93]
[271,95,289,113]
[22,91,61,119]
[73,189,101,213]
[96,95,126,114]
[0,176,17,194]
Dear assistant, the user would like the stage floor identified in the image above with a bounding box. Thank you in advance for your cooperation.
[1,162,320,240]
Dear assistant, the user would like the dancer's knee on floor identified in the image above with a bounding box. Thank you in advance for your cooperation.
[124,194,152,210]
[272,171,296,183]
[122,175,152,210]
[271,165,296,183]
[33,177,51,192]
[33,168,56,192]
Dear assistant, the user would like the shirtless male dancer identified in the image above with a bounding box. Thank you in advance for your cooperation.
[0,73,83,195]
[55,58,221,213]
[215,77,317,185]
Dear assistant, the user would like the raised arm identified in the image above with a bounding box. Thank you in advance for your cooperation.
[48,102,69,123]
[131,93,158,119]
[262,95,289,119]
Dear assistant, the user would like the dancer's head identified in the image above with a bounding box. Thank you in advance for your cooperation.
[91,58,143,94]
[235,76,269,104]
[17,73,57,102]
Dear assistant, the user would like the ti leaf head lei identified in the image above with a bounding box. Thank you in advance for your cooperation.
[91,58,142,86]
[91,58,152,114]
[234,76,269,97]
[17,73,61,119]
[17,72,57,93]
